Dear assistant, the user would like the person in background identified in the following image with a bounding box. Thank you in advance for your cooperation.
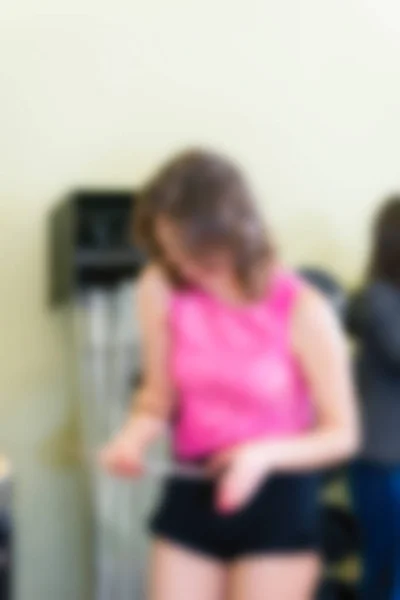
[101,149,359,600]
[347,196,400,600]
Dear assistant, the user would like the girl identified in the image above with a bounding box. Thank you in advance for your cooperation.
[101,149,359,600]
[348,197,400,600]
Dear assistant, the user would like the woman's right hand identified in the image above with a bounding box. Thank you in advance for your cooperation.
[100,266,172,477]
[99,429,145,478]
[99,412,166,477]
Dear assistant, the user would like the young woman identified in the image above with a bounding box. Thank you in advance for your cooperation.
[101,150,359,600]
[348,197,400,600]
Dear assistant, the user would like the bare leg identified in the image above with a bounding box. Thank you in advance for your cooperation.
[228,553,321,600]
[149,539,227,600]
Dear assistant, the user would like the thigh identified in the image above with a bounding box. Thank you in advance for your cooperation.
[228,553,321,600]
[148,539,226,600]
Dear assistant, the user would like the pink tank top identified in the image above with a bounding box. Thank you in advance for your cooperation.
[169,268,314,459]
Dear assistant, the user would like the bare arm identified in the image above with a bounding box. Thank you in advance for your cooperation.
[101,265,174,474]
[263,286,361,472]
[130,264,173,416]
[211,286,361,512]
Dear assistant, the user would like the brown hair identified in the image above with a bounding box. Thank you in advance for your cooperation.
[135,149,273,298]
[369,195,400,285]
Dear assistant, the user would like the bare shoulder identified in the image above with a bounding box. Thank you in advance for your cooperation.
[137,264,171,320]
[291,283,346,352]
[294,284,337,325]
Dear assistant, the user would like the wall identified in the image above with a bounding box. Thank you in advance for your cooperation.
[1,1,400,598]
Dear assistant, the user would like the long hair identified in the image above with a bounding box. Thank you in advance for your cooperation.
[368,195,400,286]
[135,149,273,298]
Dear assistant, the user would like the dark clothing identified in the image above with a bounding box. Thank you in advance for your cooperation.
[347,281,400,464]
[149,472,321,561]
[350,461,400,600]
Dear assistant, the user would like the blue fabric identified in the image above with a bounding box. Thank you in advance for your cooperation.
[350,461,400,600]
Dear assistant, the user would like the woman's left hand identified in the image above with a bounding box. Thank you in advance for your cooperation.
[208,442,275,514]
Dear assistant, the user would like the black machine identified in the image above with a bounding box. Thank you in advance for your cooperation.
[47,189,145,306]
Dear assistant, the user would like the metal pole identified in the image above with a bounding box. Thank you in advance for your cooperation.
[73,281,146,600]
[73,287,118,600]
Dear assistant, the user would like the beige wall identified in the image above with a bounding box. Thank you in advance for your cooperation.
[1,1,400,598]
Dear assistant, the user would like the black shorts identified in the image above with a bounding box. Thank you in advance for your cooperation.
[149,471,322,561]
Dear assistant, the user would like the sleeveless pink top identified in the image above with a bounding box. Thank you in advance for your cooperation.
[169,268,314,459]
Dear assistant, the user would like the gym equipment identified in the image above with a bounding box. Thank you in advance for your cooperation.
[346,289,366,338]
[47,189,144,306]
[317,580,357,600]
[48,191,150,600]
[321,505,360,564]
